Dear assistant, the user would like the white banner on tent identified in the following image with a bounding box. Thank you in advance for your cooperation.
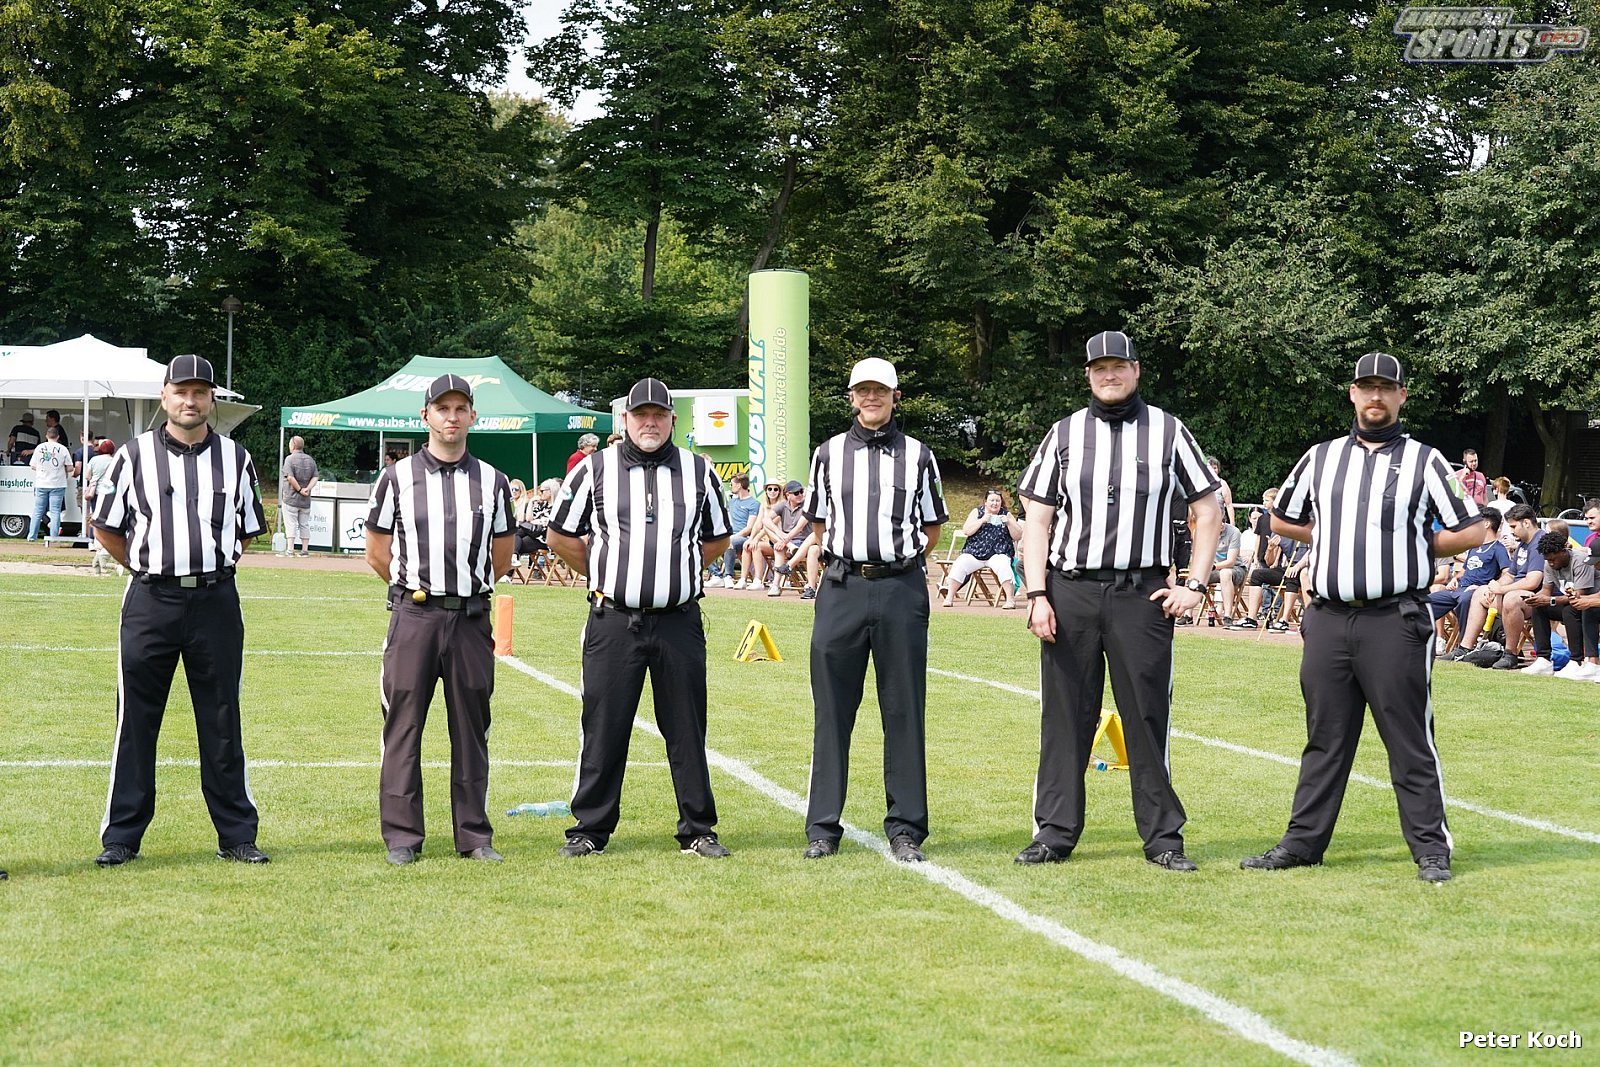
[692,394,739,446]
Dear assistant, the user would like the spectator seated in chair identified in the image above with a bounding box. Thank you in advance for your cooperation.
[1518,530,1598,677]
[1186,516,1243,625]
[1447,503,1544,668]
[512,478,557,565]
[942,488,1022,609]
[710,473,761,587]
[1428,508,1509,645]
[761,481,815,598]
[1232,509,1309,632]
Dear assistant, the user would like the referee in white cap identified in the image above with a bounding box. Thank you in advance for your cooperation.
[91,354,270,867]
[800,357,948,862]
[1242,353,1484,882]
[1015,331,1220,871]
[547,377,734,858]
[364,373,515,865]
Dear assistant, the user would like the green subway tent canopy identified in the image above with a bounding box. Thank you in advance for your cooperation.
[280,355,610,485]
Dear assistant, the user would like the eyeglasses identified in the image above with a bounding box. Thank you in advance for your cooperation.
[766,487,781,493]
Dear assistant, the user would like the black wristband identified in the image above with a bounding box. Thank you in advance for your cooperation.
[1026,589,1048,599]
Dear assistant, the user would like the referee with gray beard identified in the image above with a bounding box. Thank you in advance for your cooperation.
[365,373,514,865]
[547,378,733,859]
[1016,331,1220,871]
[1242,353,1484,883]
[801,357,948,862]
[91,354,269,867]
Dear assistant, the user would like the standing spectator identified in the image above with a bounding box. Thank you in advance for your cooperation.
[43,410,68,456]
[566,432,600,473]
[800,357,948,862]
[1520,531,1598,677]
[27,425,72,541]
[72,430,96,477]
[943,488,1022,608]
[364,374,515,865]
[713,473,761,587]
[1208,456,1234,525]
[7,410,39,462]
[1241,353,1484,883]
[547,378,733,859]
[84,439,121,575]
[90,355,270,867]
[1454,449,1487,506]
[279,436,320,557]
[1015,330,1219,871]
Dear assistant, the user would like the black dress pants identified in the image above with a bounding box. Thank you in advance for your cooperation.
[1033,569,1186,858]
[570,600,717,848]
[104,578,259,850]
[1531,602,1595,661]
[379,598,495,852]
[806,565,930,845]
[1280,596,1451,863]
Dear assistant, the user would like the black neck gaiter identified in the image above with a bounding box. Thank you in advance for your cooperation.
[1352,419,1405,445]
[1089,393,1145,424]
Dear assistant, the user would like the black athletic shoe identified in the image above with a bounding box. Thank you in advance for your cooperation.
[1014,841,1069,865]
[1240,845,1321,870]
[889,834,925,863]
[1490,653,1521,670]
[1443,645,1476,662]
[1417,854,1452,883]
[386,846,419,866]
[681,835,731,858]
[217,842,270,864]
[803,839,838,859]
[559,836,603,858]
[1148,849,1198,872]
[94,843,139,867]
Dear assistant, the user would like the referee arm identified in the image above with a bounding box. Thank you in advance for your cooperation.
[1432,518,1488,559]
[548,529,589,578]
[365,529,393,580]
[93,525,128,568]
[702,534,730,567]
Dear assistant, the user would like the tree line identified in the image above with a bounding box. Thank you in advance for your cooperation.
[4,0,1598,502]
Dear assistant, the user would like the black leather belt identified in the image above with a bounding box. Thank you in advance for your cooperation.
[591,593,691,616]
[832,557,923,579]
[1312,592,1424,611]
[390,586,489,611]
[139,568,235,588]
[1057,566,1168,582]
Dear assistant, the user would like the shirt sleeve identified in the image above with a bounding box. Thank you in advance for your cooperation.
[365,467,398,533]
[1171,421,1221,504]
[801,446,828,523]
[917,447,949,525]
[1423,449,1484,531]
[238,452,267,537]
[698,459,732,539]
[490,471,514,537]
[1017,422,1062,506]
[92,448,133,531]
[548,458,595,537]
[1273,448,1317,525]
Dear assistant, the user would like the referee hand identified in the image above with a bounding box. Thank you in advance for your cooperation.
[1026,597,1057,643]
[1151,583,1204,618]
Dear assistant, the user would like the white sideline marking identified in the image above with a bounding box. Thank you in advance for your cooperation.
[929,668,1600,846]
[496,654,1353,1067]
[0,758,662,770]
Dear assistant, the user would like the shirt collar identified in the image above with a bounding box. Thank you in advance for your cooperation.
[419,446,466,474]
[158,425,214,457]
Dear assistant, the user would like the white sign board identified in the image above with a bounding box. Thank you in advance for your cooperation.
[692,394,739,446]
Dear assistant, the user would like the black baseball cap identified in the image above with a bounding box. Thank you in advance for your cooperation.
[425,373,473,404]
[1085,331,1137,364]
[165,354,215,386]
[625,378,672,412]
[1353,352,1404,386]
[784,480,804,494]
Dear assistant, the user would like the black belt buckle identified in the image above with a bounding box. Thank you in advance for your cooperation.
[859,562,891,579]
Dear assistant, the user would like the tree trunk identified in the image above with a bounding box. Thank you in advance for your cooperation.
[1482,390,1509,479]
[641,205,660,303]
[972,302,994,381]
[1525,397,1569,511]
[726,152,800,366]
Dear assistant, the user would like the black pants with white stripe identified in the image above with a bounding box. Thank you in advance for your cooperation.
[1280,595,1450,863]
[806,565,930,846]
[380,599,495,852]
[104,578,258,850]
[570,599,717,849]
[1034,569,1186,858]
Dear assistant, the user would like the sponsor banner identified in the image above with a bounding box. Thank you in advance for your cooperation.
[748,270,809,488]
[693,394,739,447]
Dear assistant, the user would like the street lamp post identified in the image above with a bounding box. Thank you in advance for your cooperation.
[220,295,242,392]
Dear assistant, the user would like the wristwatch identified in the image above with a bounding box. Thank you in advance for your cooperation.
[1183,577,1206,593]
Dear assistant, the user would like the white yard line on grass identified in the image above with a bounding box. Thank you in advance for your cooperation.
[929,667,1600,846]
[0,758,662,769]
[496,653,1355,1067]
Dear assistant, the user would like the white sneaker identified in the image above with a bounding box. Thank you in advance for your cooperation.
[1519,658,1555,676]
[1555,661,1595,680]
[743,578,758,590]
[767,581,782,597]
[1434,637,1447,657]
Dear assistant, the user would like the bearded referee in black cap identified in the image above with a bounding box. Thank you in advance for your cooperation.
[365,373,515,865]
[1242,353,1484,882]
[91,354,270,867]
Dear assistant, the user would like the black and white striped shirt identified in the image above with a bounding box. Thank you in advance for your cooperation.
[1017,403,1217,570]
[549,445,732,609]
[365,449,513,597]
[802,423,948,562]
[1274,432,1481,602]
[92,427,267,577]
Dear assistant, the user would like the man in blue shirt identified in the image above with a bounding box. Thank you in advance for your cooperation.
[712,473,762,587]
[1430,509,1510,635]
[1446,504,1545,667]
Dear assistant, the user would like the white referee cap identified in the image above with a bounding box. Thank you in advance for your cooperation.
[1353,352,1404,386]
[848,357,898,390]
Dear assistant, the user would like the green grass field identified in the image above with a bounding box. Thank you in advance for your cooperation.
[1,567,1596,1065]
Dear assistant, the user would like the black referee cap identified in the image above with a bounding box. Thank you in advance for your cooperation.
[165,354,215,386]
[1085,331,1137,364]
[425,373,474,404]
[1353,352,1404,386]
[625,378,673,411]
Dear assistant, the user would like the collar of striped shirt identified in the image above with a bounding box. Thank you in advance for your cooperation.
[158,425,214,457]
[417,446,466,474]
